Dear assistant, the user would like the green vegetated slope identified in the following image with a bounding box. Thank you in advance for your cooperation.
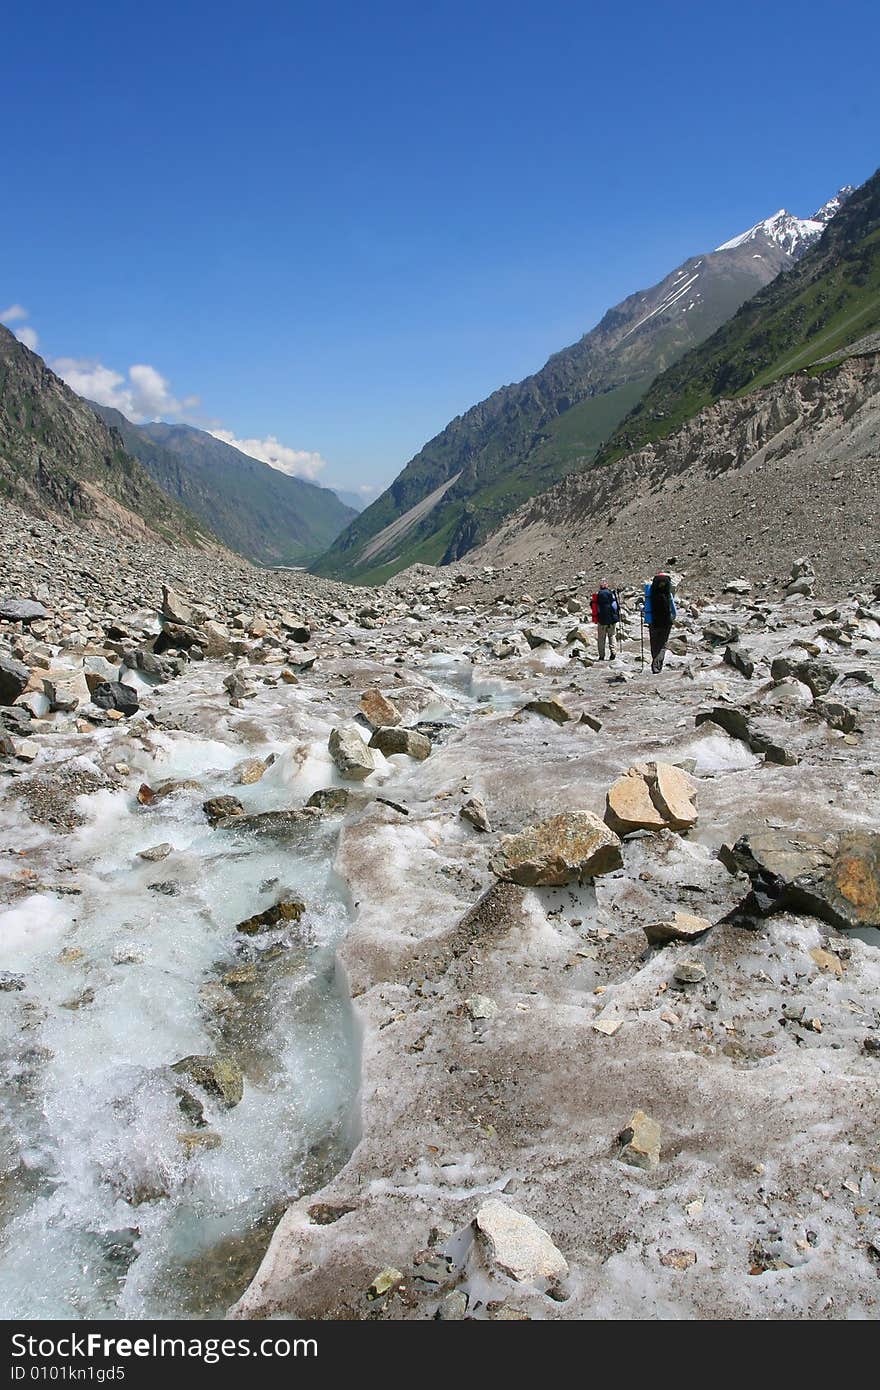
[0,325,210,545]
[597,167,880,465]
[313,222,811,583]
[91,409,357,566]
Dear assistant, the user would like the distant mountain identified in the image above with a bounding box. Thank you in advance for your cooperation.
[589,173,878,464]
[331,488,366,513]
[313,187,851,584]
[0,325,211,545]
[472,172,880,592]
[89,409,358,567]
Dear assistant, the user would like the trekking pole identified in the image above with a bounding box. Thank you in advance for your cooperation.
[638,601,645,670]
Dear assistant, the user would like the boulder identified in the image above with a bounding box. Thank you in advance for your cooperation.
[203,795,245,826]
[368,726,431,760]
[643,910,712,947]
[154,621,202,653]
[360,689,402,729]
[522,628,563,649]
[306,788,352,812]
[90,681,139,717]
[720,828,880,932]
[235,894,306,935]
[694,707,797,765]
[161,586,194,626]
[0,653,30,704]
[171,1054,243,1108]
[201,620,231,656]
[813,699,857,733]
[702,620,739,647]
[770,654,837,697]
[604,762,697,837]
[0,598,48,623]
[724,644,755,679]
[43,671,91,713]
[490,811,622,886]
[474,1200,568,1283]
[521,697,572,724]
[329,726,375,779]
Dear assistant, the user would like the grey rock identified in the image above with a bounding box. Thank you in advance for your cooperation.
[329,726,375,779]
[0,598,48,623]
[0,653,30,704]
[369,726,432,760]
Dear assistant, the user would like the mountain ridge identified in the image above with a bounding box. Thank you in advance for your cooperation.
[88,408,357,567]
[0,325,213,546]
[313,186,850,584]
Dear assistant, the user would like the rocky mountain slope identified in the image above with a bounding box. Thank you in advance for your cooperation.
[595,169,879,465]
[90,408,357,567]
[314,191,849,584]
[470,344,880,597]
[0,326,211,546]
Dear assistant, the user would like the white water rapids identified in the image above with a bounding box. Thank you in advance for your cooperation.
[0,643,526,1318]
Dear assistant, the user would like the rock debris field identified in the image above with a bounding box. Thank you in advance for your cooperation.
[0,496,879,1321]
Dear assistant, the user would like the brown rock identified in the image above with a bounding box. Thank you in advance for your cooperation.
[605,762,697,837]
[490,811,622,886]
[360,689,402,728]
[521,697,572,725]
[643,910,712,947]
[235,894,306,935]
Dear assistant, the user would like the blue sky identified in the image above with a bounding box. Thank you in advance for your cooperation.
[2,0,878,496]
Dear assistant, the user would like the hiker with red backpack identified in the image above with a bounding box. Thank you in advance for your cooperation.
[590,580,621,661]
[643,572,676,673]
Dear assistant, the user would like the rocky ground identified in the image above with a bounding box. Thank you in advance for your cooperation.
[1,496,879,1320]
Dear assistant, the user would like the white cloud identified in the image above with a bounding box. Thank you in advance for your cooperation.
[1,304,29,324]
[51,357,199,423]
[15,326,39,351]
[208,428,328,482]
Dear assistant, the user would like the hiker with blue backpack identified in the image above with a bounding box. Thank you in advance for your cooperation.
[590,580,621,661]
[643,572,676,673]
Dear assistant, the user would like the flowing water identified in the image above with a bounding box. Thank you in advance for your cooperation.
[0,640,525,1318]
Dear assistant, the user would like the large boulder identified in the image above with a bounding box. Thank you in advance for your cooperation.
[770,654,837,697]
[694,707,797,765]
[490,811,622,886]
[0,598,48,624]
[720,828,880,932]
[604,762,697,837]
[329,727,375,780]
[724,644,756,679]
[0,653,30,705]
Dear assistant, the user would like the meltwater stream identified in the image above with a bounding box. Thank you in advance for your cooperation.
[0,637,528,1319]
[0,686,364,1318]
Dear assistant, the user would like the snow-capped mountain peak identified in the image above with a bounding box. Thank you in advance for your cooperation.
[716,185,854,260]
[715,209,823,257]
[813,185,855,224]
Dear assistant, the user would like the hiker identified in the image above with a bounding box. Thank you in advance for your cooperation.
[643,572,676,673]
[591,579,621,660]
